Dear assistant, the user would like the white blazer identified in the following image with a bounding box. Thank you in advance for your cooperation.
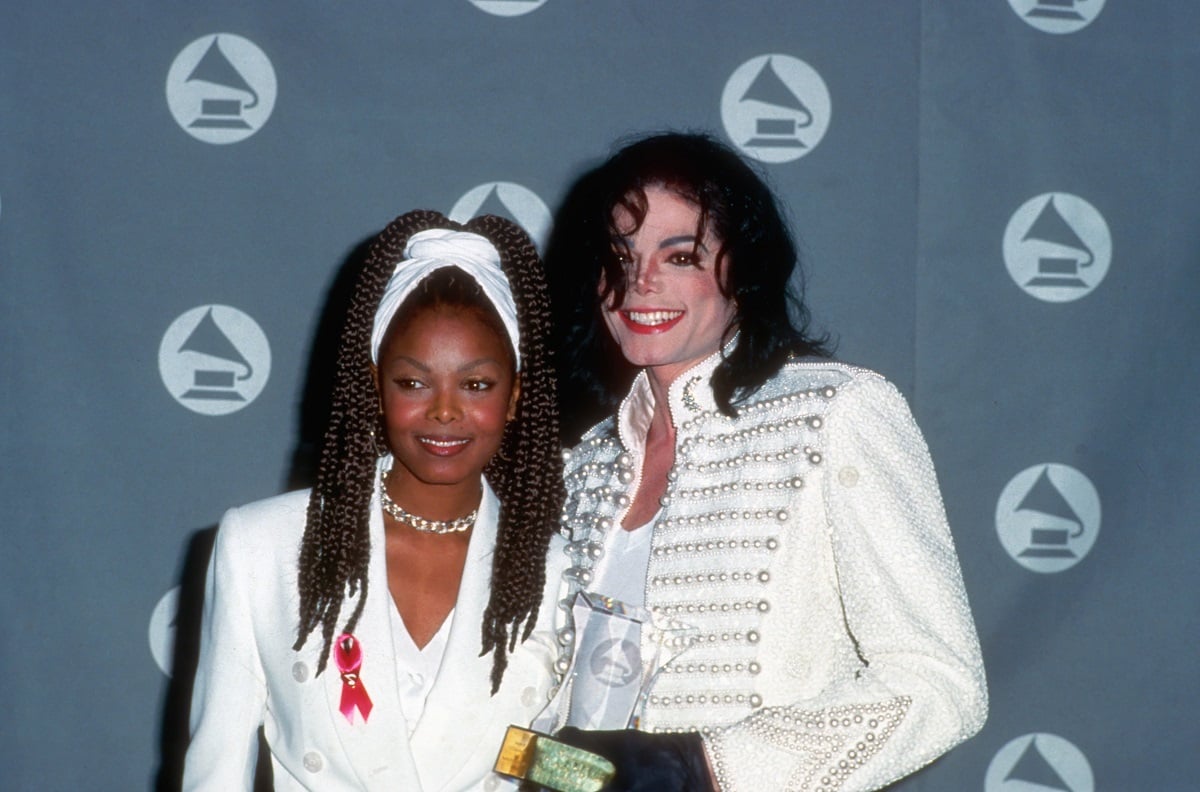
[184,472,564,791]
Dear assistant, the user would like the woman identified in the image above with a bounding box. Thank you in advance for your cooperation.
[184,210,566,791]
[546,134,987,792]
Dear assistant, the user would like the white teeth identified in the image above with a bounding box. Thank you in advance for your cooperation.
[627,310,683,325]
[421,437,469,447]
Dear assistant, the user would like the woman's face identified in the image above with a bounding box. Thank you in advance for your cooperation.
[375,304,518,500]
[602,185,737,387]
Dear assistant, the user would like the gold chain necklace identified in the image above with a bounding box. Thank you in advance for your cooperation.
[379,465,478,534]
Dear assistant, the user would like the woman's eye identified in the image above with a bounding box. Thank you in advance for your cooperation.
[463,379,495,392]
[394,378,425,390]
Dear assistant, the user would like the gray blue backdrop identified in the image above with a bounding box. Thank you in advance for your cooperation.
[2,2,1196,790]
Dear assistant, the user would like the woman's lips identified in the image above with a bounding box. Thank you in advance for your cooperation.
[417,436,471,456]
[619,309,684,334]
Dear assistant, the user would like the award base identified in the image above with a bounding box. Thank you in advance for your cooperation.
[494,725,615,792]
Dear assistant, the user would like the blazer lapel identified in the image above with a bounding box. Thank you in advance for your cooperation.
[408,481,502,791]
[322,465,423,790]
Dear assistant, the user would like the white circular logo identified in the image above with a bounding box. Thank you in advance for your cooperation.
[449,181,552,252]
[149,586,180,677]
[166,34,277,144]
[1007,0,1106,34]
[159,305,271,415]
[1003,192,1111,302]
[996,463,1100,573]
[469,0,548,16]
[986,733,1094,791]
[721,54,831,163]
[587,638,641,688]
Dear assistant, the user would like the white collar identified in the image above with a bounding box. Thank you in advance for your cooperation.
[615,336,737,458]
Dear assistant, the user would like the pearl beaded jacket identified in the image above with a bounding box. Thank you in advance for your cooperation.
[552,351,987,791]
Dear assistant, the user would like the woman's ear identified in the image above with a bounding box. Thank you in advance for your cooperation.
[506,373,521,422]
[370,363,382,404]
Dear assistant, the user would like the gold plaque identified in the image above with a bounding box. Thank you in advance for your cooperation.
[494,725,615,792]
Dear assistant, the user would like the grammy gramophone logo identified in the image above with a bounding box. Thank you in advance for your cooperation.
[159,305,271,415]
[985,733,1094,792]
[469,0,548,16]
[721,54,831,164]
[996,463,1100,573]
[1003,192,1111,303]
[166,34,277,144]
[449,181,552,253]
[1007,0,1108,34]
[149,586,180,677]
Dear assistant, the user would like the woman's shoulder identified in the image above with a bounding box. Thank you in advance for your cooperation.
[216,489,312,556]
[224,488,311,517]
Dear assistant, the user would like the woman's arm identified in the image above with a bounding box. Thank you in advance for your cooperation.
[182,508,269,791]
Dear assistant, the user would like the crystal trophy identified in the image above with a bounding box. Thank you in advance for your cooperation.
[494,592,698,792]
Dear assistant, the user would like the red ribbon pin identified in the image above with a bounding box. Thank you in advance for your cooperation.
[335,633,373,724]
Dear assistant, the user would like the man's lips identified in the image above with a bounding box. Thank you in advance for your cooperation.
[619,309,684,334]
[417,436,471,456]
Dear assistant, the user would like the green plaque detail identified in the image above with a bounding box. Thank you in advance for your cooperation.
[495,726,615,792]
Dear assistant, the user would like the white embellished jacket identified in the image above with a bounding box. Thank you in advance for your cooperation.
[552,351,987,791]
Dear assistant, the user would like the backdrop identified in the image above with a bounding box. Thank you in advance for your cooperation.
[2,2,1196,790]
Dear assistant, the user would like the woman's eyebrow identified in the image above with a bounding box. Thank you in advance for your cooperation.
[391,355,430,372]
[457,357,505,373]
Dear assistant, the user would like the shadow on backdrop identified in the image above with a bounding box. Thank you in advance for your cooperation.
[287,234,378,492]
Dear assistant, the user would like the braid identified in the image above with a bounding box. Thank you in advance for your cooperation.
[294,210,564,693]
[466,214,564,693]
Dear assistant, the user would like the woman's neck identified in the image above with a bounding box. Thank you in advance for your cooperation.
[385,466,482,522]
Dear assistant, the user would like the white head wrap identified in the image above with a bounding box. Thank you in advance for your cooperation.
[370,228,520,367]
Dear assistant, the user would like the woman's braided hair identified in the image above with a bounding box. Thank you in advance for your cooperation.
[294,209,564,692]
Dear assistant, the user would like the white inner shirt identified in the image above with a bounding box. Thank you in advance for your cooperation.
[389,603,454,733]
[592,514,658,608]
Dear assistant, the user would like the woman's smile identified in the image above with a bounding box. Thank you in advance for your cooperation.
[416,435,472,455]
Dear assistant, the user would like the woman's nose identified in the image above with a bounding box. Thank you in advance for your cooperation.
[427,390,460,423]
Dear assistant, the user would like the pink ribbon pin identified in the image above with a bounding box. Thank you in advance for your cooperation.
[335,633,373,724]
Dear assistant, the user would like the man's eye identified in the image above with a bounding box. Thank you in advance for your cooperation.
[668,252,700,267]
